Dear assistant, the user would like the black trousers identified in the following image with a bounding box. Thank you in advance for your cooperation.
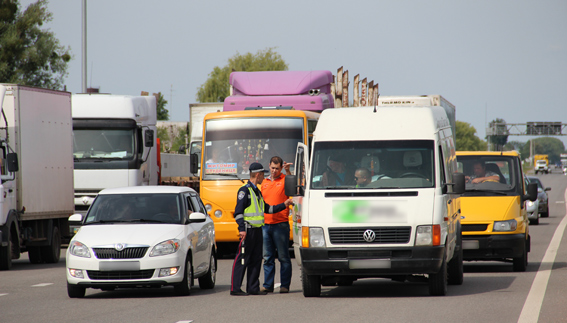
[230,226,263,293]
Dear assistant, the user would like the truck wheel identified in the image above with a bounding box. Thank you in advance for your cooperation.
[429,255,448,296]
[42,227,61,263]
[301,267,321,297]
[448,247,464,285]
[541,206,549,218]
[174,254,192,296]
[67,282,86,298]
[28,247,44,264]
[0,229,13,270]
[513,241,528,272]
[198,252,216,289]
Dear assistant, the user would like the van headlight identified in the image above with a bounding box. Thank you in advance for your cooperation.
[302,227,325,248]
[150,239,180,256]
[69,241,91,258]
[415,225,441,246]
[493,220,517,232]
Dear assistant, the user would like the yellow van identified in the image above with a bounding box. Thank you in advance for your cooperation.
[456,151,537,271]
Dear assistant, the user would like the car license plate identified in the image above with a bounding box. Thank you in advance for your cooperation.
[462,240,480,250]
[99,261,140,271]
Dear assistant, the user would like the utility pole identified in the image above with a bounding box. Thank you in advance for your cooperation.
[81,0,87,93]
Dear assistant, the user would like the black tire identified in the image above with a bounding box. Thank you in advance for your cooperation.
[174,254,192,296]
[429,255,448,296]
[541,206,549,218]
[28,247,44,264]
[198,253,216,289]
[301,267,321,297]
[513,241,528,272]
[0,229,12,271]
[448,247,464,285]
[67,282,86,298]
[529,217,539,225]
[42,227,61,263]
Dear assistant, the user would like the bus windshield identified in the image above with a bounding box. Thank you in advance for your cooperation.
[310,140,435,189]
[203,117,303,180]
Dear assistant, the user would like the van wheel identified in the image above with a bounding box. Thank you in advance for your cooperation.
[301,268,321,297]
[541,206,549,218]
[174,254,192,296]
[67,282,86,298]
[42,227,61,263]
[513,242,528,272]
[448,247,463,285]
[198,253,216,289]
[0,229,13,270]
[429,255,448,296]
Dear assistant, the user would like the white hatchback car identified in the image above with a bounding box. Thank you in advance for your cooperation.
[66,186,216,298]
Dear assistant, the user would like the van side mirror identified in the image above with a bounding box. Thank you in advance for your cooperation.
[189,153,199,174]
[285,175,304,197]
[144,129,154,147]
[7,153,18,172]
[524,183,537,202]
[448,172,465,194]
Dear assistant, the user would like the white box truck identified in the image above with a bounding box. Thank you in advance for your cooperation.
[285,100,465,296]
[0,84,74,270]
[71,94,158,219]
[188,103,222,176]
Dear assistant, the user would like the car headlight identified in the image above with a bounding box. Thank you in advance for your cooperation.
[527,201,534,207]
[205,204,212,212]
[69,241,91,258]
[493,219,517,232]
[150,239,180,257]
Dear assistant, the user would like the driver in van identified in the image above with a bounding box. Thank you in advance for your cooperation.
[466,160,500,184]
[322,155,355,187]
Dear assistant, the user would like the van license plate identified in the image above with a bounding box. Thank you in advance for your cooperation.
[349,259,391,269]
[462,240,479,250]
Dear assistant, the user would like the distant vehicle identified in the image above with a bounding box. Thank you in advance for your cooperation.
[66,186,216,298]
[527,176,551,218]
[524,175,539,225]
[534,154,549,174]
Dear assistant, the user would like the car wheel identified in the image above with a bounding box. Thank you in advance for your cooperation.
[541,206,549,218]
[67,282,86,298]
[530,217,539,225]
[41,227,61,263]
[301,267,321,297]
[448,245,464,285]
[513,240,528,272]
[28,247,43,264]
[429,255,448,296]
[198,253,216,289]
[174,254,192,296]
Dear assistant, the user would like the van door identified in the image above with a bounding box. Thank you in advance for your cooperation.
[291,142,308,265]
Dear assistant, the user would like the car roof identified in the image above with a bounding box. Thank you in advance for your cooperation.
[98,186,197,195]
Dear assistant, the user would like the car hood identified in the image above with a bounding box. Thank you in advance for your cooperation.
[73,224,183,247]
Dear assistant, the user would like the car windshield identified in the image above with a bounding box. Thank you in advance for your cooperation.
[457,155,518,193]
[84,194,182,224]
[202,117,303,180]
[310,140,435,189]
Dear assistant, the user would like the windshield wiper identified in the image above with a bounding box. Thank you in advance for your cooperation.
[213,173,245,183]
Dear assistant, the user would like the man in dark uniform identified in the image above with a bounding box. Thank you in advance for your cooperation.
[230,162,294,296]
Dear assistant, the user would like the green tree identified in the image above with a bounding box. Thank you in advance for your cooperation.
[155,92,169,120]
[196,47,288,102]
[520,137,566,163]
[456,120,488,151]
[0,0,71,89]
[503,140,525,152]
[487,118,509,151]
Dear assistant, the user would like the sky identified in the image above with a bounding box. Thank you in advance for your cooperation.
[18,0,567,145]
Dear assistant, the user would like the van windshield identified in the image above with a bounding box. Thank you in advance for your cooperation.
[310,140,435,189]
[456,155,518,194]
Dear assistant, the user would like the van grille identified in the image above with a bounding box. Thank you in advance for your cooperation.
[462,224,488,232]
[329,227,411,244]
[87,270,155,280]
[93,247,149,259]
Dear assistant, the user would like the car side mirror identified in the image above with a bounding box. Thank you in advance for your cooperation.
[188,212,206,223]
[544,187,551,191]
[69,213,83,222]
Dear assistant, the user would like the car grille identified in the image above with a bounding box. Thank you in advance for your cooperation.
[329,227,411,244]
[462,224,488,232]
[93,247,149,259]
[87,269,155,280]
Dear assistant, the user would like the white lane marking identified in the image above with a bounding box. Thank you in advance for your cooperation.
[556,201,565,203]
[518,189,567,323]
[175,321,193,323]
[31,283,53,287]
[0,293,8,297]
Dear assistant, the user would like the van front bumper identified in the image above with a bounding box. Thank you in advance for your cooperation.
[462,233,526,260]
[300,246,444,276]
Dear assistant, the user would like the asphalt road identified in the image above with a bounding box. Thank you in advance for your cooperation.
[1,172,566,323]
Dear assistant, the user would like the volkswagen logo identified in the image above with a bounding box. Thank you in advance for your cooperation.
[363,229,376,243]
[114,243,125,251]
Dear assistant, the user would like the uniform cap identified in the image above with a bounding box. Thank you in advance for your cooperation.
[249,162,264,173]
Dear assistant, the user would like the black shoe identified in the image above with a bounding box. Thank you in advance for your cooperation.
[230,290,248,296]
[248,290,268,295]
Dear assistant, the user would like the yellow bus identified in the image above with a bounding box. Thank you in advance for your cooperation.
[197,109,320,248]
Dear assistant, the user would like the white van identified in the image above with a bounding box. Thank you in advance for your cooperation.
[285,104,465,297]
